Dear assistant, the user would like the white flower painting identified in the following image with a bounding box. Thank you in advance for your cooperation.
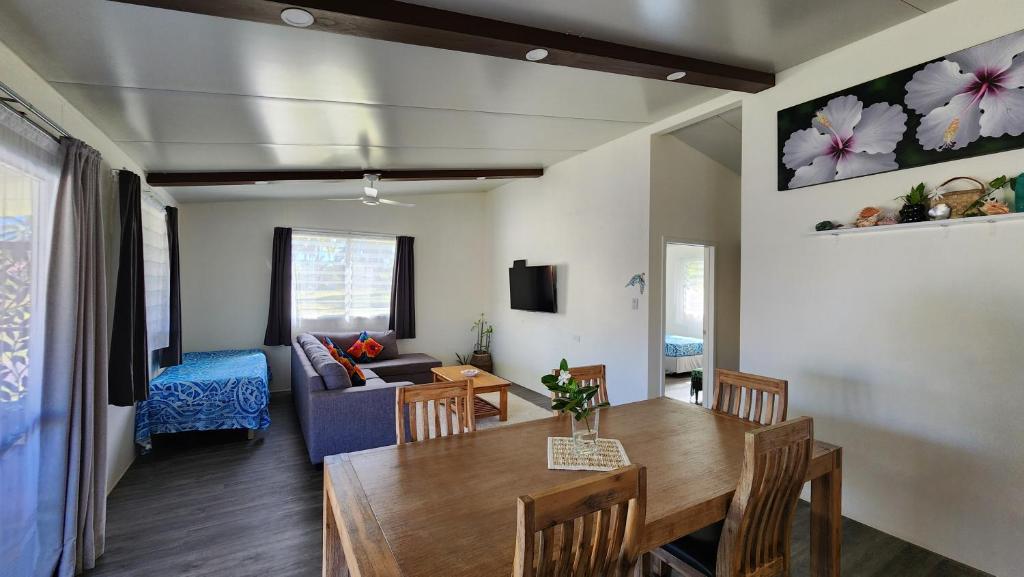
[778,28,1024,190]
[782,95,907,188]
[906,30,1024,151]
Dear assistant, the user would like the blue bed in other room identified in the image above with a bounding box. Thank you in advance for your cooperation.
[135,349,271,450]
[664,335,704,374]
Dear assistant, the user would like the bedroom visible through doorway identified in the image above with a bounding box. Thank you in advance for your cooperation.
[663,242,711,404]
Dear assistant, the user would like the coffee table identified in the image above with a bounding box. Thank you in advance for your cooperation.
[431,365,511,421]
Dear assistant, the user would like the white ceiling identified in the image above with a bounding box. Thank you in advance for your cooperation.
[0,0,950,202]
[669,107,743,174]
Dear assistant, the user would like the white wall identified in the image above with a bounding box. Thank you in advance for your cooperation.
[649,133,742,395]
[665,243,705,339]
[485,130,652,403]
[0,39,175,493]
[178,193,489,391]
[740,1,1024,575]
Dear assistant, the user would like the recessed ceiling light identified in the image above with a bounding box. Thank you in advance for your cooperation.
[525,48,549,62]
[666,71,688,81]
[476,176,487,180]
[280,7,315,28]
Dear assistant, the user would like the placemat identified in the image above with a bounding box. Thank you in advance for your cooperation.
[547,437,630,472]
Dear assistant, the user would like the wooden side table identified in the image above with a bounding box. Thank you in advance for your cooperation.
[431,365,511,421]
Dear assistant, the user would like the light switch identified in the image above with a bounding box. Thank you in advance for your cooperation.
[631,297,639,310]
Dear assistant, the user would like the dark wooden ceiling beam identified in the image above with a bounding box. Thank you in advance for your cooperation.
[111,0,774,92]
[146,168,545,187]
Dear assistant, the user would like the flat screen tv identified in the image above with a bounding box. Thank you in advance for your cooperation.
[509,260,557,313]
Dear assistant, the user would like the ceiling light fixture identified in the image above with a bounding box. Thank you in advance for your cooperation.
[525,48,549,62]
[280,7,315,27]
[666,71,688,81]
[476,176,487,180]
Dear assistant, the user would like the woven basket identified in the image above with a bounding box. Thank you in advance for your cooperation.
[931,177,987,218]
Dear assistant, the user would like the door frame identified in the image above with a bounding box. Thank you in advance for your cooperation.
[658,236,715,407]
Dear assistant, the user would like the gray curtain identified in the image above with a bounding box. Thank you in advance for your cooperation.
[44,137,108,575]
[159,206,182,367]
[107,171,148,405]
[388,236,415,338]
[263,227,292,346]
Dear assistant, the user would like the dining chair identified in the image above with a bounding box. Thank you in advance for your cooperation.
[514,464,647,577]
[710,369,788,425]
[395,380,475,444]
[647,417,813,577]
[550,364,609,415]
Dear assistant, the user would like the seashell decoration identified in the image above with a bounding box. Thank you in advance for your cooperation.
[981,199,1010,215]
[928,203,951,220]
[877,212,899,226]
[855,206,881,227]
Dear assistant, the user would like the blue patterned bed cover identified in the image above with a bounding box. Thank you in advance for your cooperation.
[664,335,704,358]
[135,349,271,451]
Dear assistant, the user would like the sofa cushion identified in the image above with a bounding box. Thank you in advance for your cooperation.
[316,330,400,361]
[346,331,385,363]
[335,351,367,387]
[359,353,441,378]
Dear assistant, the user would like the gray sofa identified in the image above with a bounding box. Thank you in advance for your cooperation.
[290,330,441,464]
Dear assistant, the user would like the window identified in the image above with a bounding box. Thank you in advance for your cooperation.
[291,231,396,333]
[141,197,170,351]
[681,258,704,319]
[0,104,60,576]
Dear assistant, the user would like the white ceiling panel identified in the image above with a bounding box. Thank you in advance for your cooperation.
[117,142,578,172]
[407,0,951,70]
[0,0,715,123]
[51,84,643,150]
[166,179,514,204]
[0,0,947,202]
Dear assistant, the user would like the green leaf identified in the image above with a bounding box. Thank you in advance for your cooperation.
[541,374,557,385]
[559,358,569,371]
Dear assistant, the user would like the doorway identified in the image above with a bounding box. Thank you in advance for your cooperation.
[661,242,714,405]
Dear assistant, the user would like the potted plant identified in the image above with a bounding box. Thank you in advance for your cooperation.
[896,182,932,223]
[468,313,493,372]
[542,359,609,455]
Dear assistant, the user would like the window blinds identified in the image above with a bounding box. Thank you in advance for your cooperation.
[141,197,170,350]
[291,231,396,334]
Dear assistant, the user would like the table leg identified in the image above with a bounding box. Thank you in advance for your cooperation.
[323,488,349,577]
[810,449,842,577]
[499,387,509,421]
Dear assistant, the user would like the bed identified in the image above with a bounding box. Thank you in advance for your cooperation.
[664,335,704,374]
[135,349,271,450]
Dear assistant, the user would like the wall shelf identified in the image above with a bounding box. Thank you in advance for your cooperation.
[808,211,1024,237]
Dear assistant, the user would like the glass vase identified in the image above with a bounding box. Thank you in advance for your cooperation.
[571,409,600,456]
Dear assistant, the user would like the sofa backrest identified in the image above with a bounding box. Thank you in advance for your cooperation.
[313,330,400,361]
[294,334,352,390]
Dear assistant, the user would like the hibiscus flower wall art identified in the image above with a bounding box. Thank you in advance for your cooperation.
[778,29,1024,190]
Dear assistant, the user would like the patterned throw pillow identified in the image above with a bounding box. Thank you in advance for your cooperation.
[345,331,385,362]
[321,336,367,386]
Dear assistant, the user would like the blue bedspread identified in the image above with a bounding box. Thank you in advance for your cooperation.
[135,350,271,450]
[665,335,704,357]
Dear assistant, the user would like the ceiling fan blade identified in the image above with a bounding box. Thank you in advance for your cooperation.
[379,198,416,208]
[326,198,365,201]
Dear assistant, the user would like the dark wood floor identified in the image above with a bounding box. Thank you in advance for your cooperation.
[88,393,991,577]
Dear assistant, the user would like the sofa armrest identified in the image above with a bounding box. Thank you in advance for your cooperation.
[304,380,413,462]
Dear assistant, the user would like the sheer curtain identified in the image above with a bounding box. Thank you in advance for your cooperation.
[0,106,59,577]
[291,231,396,334]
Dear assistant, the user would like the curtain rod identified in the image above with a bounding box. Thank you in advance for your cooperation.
[0,80,71,140]
[291,226,398,240]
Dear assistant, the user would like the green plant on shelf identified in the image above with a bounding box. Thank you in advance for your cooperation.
[895,182,932,206]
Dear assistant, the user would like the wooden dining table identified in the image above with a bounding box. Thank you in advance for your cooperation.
[323,397,842,577]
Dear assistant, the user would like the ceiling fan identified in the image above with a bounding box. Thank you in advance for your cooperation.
[329,174,415,207]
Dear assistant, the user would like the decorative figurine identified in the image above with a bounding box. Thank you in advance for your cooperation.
[928,203,951,220]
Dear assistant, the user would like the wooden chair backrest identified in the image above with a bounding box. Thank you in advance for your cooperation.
[513,465,646,577]
[395,380,474,444]
[716,417,813,577]
[550,364,609,415]
[711,369,788,425]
